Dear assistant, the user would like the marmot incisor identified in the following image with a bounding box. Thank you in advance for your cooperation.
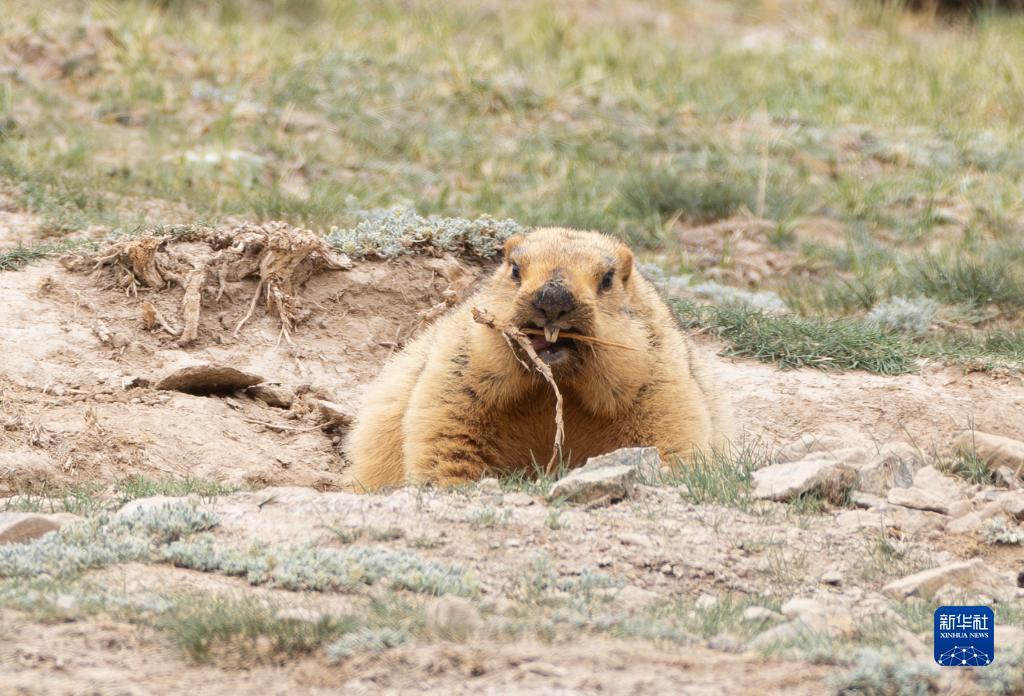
[344,227,731,489]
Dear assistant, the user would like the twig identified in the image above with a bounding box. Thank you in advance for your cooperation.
[240,417,323,433]
[518,327,639,351]
[472,307,564,473]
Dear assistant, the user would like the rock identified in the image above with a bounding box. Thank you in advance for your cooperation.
[616,532,655,548]
[707,633,743,653]
[611,585,661,609]
[853,442,926,496]
[776,434,848,463]
[245,383,295,409]
[695,593,718,610]
[426,596,481,641]
[886,466,965,514]
[820,569,843,586]
[548,448,660,504]
[1000,492,1024,520]
[314,399,355,428]
[751,458,853,502]
[957,431,1024,473]
[850,491,886,509]
[548,464,635,504]
[580,447,663,483]
[835,509,888,530]
[946,501,1005,535]
[155,364,263,394]
[742,606,783,623]
[780,597,854,637]
[0,512,74,545]
[887,486,951,514]
[883,559,1015,601]
[882,507,948,535]
[0,451,58,493]
[747,621,802,650]
[115,496,190,520]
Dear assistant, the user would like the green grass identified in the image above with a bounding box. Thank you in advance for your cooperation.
[3,0,1024,375]
[665,444,763,510]
[672,300,917,375]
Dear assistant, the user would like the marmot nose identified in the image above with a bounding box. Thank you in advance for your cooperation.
[532,281,576,321]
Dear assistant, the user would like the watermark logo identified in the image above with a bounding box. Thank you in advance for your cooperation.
[934,606,994,667]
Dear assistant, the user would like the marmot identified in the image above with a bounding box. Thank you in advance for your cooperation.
[344,227,732,489]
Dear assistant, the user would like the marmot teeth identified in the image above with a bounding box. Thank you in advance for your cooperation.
[544,326,559,343]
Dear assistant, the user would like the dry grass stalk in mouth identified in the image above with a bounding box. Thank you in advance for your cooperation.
[471,307,565,473]
[519,327,639,351]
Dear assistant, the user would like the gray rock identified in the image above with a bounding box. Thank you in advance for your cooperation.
[850,491,886,509]
[581,447,663,483]
[752,458,851,502]
[245,383,295,409]
[956,430,1024,473]
[609,585,661,609]
[887,486,952,514]
[547,447,661,504]
[999,491,1024,520]
[695,593,718,610]
[886,466,965,514]
[0,512,75,545]
[548,464,636,504]
[820,569,843,586]
[115,496,191,520]
[883,559,1015,601]
[853,442,926,495]
[314,399,355,428]
[707,633,744,653]
[742,606,783,623]
[0,451,58,492]
[776,434,848,463]
[155,364,263,394]
[426,596,481,641]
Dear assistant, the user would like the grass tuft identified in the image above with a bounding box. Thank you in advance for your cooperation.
[672,300,916,375]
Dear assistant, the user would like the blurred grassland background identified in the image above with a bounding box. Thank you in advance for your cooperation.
[2,0,1023,370]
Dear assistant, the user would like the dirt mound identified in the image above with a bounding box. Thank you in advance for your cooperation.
[0,224,491,495]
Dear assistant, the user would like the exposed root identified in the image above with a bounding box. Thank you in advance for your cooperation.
[178,261,207,346]
[141,300,180,337]
[472,307,564,474]
[85,222,353,347]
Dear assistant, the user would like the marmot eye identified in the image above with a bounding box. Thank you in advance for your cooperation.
[600,269,614,291]
[510,263,521,283]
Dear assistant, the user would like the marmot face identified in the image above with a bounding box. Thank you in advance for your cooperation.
[496,227,642,375]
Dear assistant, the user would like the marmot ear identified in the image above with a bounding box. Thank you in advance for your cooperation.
[616,245,633,283]
[503,235,524,261]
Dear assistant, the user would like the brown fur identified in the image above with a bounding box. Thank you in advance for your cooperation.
[344,227,732,489]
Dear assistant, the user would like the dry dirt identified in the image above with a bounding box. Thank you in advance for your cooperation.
[1,229,1023,694]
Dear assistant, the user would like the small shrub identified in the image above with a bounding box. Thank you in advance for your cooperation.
[831,648,940,695]
[866,296,938,336]
[326,207,524,259]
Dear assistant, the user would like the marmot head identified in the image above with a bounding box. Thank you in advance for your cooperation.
[497,227,636,371]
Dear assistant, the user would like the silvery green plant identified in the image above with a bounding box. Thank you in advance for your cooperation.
[327,207,525,259]
[866,296,938,336]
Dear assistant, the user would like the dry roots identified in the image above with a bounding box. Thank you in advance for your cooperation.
[82,223,351,346]
[472,307,564,473]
